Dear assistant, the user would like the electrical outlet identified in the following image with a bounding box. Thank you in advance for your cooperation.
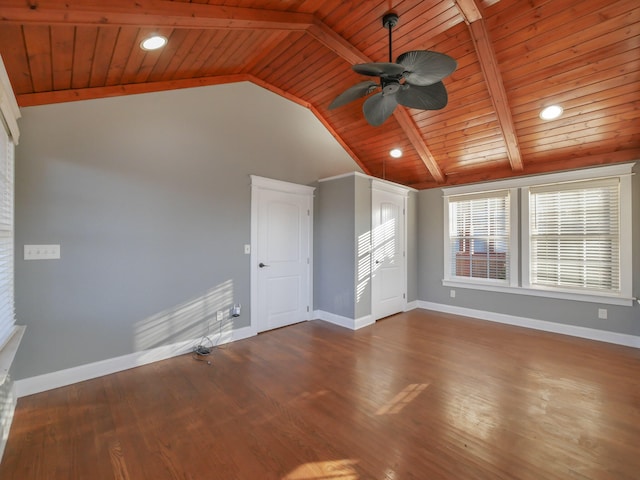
[598,308,607,320]
[217,310,224,322]
[450,289,456,298]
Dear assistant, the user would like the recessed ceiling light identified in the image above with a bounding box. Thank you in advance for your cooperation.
[539,105,563,120]
[140,35,167,51]
[390,148,403,158]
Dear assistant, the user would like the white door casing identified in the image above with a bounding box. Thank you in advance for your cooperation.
[250,176,314,333]
[371,180,407,321]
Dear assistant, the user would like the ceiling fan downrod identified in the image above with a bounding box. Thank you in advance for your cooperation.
[382,12,399,63]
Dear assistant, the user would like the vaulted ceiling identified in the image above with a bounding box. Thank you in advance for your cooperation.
[0,0,638,188]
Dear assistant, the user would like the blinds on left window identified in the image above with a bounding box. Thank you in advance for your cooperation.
[0,122,14,349]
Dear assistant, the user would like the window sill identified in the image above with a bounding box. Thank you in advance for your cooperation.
[0,326,25,386]
[442,279,635,306]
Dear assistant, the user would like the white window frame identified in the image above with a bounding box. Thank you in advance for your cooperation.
[443,188,518,288]
[522,173,633,303]
[0,54,23,386]
[442,163,635,307]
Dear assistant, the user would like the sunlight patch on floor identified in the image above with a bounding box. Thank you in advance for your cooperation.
[283,459,360,480]
[376,383,429,415]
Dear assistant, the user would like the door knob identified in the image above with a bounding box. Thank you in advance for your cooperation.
[259,262,270,268]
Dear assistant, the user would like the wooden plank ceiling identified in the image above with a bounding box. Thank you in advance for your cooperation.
[0,0,638,188]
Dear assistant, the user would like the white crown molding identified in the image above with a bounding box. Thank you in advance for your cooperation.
[318,171,417,193]
[250,174,315,195]
[442,162,636,196]
[317,171,369,183]
[371,178,412,196]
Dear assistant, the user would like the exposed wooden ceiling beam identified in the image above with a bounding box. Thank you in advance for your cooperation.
[454,0,524,172]
[306,19,370,66]
[0,0,315,30]
[1,0,445,183]
[393,108,446,183]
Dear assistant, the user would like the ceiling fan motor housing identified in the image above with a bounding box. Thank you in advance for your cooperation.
[382,13,399,29]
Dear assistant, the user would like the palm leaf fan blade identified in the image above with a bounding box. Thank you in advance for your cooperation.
[363,93,398,126]
[396,82,448,110]
[397,50,457,86]
[329,81,378,109]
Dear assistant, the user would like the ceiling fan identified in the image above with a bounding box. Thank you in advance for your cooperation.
[329,12,457,126]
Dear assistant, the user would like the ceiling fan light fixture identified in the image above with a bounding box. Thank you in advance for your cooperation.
[140,35,167,51]
[390,148,403,158]
[539,105,563,120]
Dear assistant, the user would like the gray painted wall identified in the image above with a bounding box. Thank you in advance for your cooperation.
[313,176,356,318]
[354,174,372,319]
[418,165,640,336]
[14,82,360,380]
[314,174,416,320]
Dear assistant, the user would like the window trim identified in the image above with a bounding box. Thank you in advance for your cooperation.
[0,54,21,385]
[441,163,636,307]
[443,188,518,287]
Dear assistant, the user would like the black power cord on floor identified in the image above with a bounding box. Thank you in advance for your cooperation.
[192,334,214,365]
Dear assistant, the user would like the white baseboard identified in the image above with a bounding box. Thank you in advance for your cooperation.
[353,315,374,330]
[417,301,640,349]
[15,326,255,398]
[404,300,419,311]
[313,310,374,330]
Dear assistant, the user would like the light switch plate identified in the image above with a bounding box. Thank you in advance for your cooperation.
[244,244,251,254]
[24,244,60,260]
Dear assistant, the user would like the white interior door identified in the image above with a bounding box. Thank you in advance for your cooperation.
[371,183,406,321]
[251,176,313,333]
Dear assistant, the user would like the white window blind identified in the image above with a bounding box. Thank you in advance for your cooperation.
[0,121,14,349]
[528,178,620,293]
[448,190,510,282]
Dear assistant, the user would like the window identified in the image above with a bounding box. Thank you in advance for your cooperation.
[442,163,634,306]
[0,121,14,348]
[444,189,516,286]
[526,179,620,294]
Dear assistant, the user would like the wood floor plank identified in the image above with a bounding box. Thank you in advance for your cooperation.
[1,309,639,479]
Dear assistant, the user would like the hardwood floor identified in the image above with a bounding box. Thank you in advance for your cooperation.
[2,309,639,479]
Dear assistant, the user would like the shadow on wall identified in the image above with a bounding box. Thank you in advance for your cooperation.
[357,229,371,304]
[356,218,397,304]
[133,279,235,353]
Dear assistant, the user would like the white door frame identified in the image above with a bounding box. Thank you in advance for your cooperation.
[371,179,408,321]
[250,175,315,335]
